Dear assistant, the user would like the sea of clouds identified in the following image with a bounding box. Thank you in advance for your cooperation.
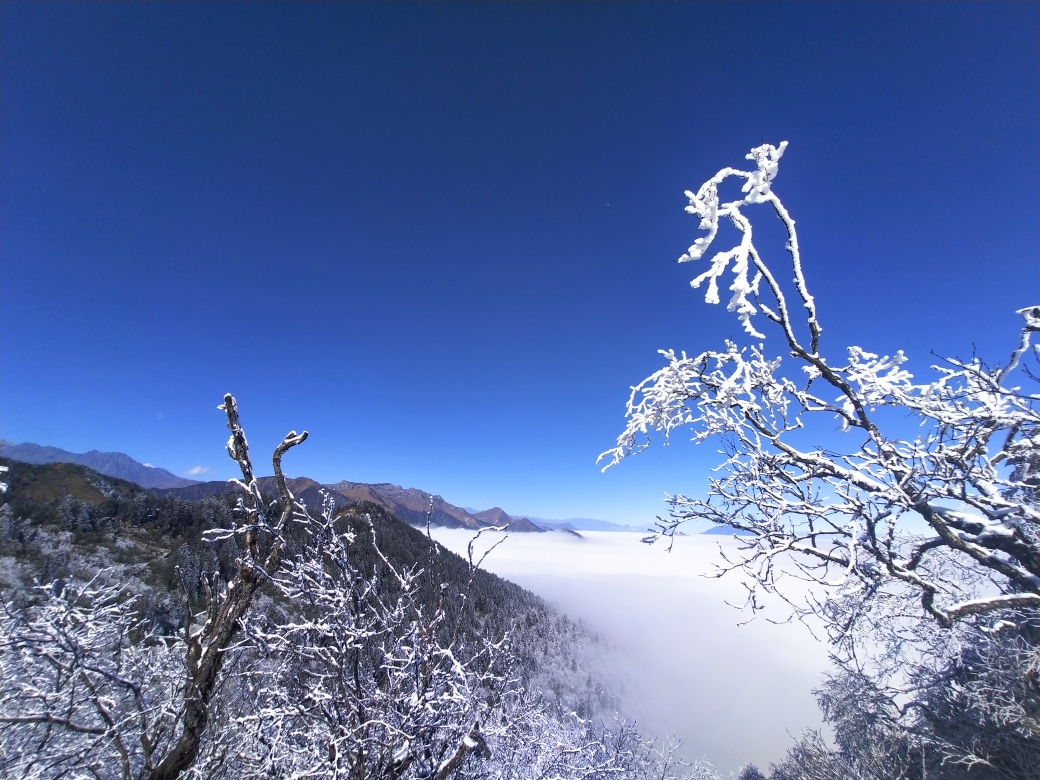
[429,528,830,776]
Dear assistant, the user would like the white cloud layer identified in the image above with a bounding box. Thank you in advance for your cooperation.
[185,465,212,476]
[429,529,829,776]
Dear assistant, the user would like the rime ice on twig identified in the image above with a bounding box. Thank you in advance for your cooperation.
[677,141,820,349]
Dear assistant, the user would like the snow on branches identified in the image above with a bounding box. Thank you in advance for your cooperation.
[601,142,1040,632]
[234,495,507,780]
[0,577,186,779]
[676,141,818,345]
[2,396,713,780]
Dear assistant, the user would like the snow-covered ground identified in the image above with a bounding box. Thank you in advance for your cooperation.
[429,528,829,776]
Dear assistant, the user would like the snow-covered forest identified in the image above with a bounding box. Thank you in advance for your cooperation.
[0,397,702,779]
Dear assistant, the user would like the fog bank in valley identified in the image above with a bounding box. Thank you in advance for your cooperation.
[430,529,829,776]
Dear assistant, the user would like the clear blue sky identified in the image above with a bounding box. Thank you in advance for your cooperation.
[3,2,1037,524]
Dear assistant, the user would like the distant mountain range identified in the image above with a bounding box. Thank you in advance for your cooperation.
[0,440,738,535]
[521,516,641,533]
[0,440,199,489]
[460,509,639,533]
[0,440,544,533]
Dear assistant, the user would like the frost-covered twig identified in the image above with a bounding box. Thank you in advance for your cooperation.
[150,395,307,780]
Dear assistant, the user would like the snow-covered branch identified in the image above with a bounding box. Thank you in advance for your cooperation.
[602,142,1040,632]
[0,577,186,779]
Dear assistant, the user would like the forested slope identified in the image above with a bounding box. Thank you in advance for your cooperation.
[0,456,611,716]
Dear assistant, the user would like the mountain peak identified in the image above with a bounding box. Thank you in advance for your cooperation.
[474,507,544,533]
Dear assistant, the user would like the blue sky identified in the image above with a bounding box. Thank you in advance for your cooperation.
[2,2,1037,524]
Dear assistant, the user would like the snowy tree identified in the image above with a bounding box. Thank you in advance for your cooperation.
[736,764,766,780]
[215,495,510,780]
[599,142,1040,777]
[768,626,1040,780]
[0,576,186,778]
[600,141,1040,631]
[0,394,308,780]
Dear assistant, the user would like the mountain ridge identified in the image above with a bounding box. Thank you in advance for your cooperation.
[522,516,640,533]
[158,479,546,533]
[1,440,616,534]
[0,440,199,489]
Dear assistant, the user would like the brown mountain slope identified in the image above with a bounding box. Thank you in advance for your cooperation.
[0,444,544,531]
[324,481,480,529]
[157,478,545,532]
